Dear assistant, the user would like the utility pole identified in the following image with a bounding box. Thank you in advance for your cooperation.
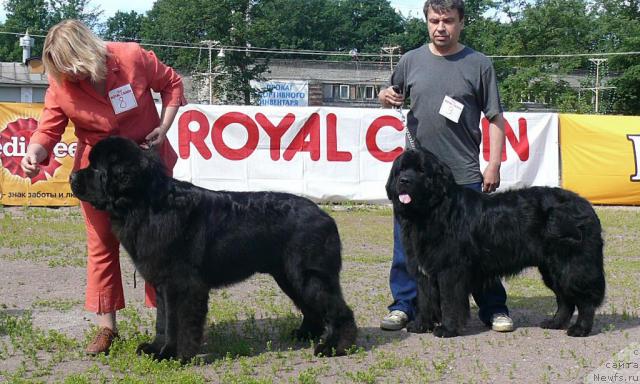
[585,58,615,114]
[201,40,216,104]
[200,40,227,104]
[381,46,400,73]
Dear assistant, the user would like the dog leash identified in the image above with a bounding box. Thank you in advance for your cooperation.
[392,84,416,150]
[396,106,416,150]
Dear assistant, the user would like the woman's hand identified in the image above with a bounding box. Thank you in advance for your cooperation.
[20,144,47,178]
[141,126,168,149]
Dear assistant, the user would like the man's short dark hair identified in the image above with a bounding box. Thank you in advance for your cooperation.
[423,0,465,21]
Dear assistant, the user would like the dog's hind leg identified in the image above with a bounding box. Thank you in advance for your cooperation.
[273,273,324,340]
[538,266,575,329]
[540,294,575,330]
[295,272,356,357]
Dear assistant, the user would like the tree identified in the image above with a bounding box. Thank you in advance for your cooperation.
[0,0,102,62]
[590,0,640,114]
[0,0,49,61]
[141,0,269,105]
[102,11,144,42]
[47,0,102,29]
[250,0,403,59]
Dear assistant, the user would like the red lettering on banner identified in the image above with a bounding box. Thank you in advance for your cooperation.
[326,113,352,161]
[366,116,404,162]
[176,110,406,162]
[283,113,321,161]
[255,112,295,160]
[178,110,212,159]
[212,112,259,160]
[482,117,529,161]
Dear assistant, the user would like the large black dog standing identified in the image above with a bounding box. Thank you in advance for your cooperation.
[386,147,605,338]
[70,136,357,361]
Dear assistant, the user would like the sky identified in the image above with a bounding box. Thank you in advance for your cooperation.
[0,0,427,23]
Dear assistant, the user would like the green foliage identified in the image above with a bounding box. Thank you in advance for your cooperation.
[0,0,50,61]
[0,0,102,62]
[2,0,640,113]
[102,10,144,42]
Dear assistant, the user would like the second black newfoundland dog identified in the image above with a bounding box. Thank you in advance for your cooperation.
[386,147,605,338]
[70,137,357,361]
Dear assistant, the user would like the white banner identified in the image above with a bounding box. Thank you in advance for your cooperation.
[166,105,559,202]
[480,112,559,190]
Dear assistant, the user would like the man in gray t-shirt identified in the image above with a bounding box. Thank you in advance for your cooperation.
[378,0,514,334]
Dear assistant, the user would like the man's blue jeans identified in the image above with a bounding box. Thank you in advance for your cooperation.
[387,182,509,325]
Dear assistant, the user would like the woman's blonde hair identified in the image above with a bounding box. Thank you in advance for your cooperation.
[43,19,108,84]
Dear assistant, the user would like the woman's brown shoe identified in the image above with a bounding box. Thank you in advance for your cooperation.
[85,327,118,356]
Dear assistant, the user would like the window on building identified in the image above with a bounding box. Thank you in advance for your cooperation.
[365,86,375,99]
[339,85,349,99]
[323,84,333,99]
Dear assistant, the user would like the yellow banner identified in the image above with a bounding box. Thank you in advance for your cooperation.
[560,114,640,205]
[0,103,78,206]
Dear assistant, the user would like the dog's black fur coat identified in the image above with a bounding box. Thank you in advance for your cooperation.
[70,136,357,361]
[386,147,605,338]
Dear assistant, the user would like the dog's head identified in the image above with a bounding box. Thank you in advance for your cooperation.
[385,147,456,215]
[70,136,167,213]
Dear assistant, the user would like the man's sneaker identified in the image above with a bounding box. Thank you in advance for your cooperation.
[491,313,514,332]
[380,310,409,331]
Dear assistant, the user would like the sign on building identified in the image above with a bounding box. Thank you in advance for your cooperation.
[252,80,308,107]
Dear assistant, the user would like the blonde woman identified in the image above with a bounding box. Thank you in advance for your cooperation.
[21,19,187,355]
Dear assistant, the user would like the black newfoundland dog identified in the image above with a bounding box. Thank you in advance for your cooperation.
[70,136,357,361]
[386,147,605,338]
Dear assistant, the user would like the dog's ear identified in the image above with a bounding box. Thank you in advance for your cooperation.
[386,152,402,200]
[113,196,134,211]
[418,148,455,203]
[140,149,172,210]
[420,148,455,184]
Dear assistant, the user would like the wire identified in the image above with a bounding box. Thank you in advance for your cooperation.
[1,30,639,59]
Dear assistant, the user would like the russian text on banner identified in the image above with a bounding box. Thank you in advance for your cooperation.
[0,103,78,206]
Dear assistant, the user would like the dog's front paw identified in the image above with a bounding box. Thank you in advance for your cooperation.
[433,325,458,338]
[136,342,161,357]
[157,344,178,360]
[314,341,339,357]
[406,320,432,334]
[137,342,177,361]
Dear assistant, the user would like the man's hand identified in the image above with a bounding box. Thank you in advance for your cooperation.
[378,86,404,108]
[142,126,168,149]
[482,163,501,193]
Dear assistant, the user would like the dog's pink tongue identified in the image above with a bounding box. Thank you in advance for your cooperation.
[399,194,412,204]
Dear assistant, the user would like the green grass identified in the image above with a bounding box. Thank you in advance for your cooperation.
[0,206,86,266]
[0,205,639,382]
